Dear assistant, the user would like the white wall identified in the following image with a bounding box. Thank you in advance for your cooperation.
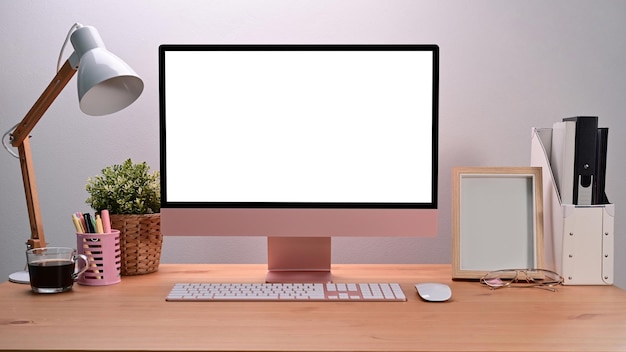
[1,0,625,288]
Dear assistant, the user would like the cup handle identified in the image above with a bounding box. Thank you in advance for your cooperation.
[73,254,90,280]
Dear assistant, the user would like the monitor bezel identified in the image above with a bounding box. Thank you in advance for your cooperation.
[159,44,439,211]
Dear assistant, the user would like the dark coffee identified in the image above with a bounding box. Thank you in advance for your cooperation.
[28,259,74,290]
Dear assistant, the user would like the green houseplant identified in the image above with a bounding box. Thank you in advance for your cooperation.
[86,159,162,275]
[86,159,160,215]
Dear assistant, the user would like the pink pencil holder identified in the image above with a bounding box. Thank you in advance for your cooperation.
[76,230,122,286]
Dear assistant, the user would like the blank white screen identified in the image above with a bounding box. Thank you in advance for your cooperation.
[164,48,434,204]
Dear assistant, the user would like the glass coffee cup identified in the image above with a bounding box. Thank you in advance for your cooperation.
[26,247,89,293]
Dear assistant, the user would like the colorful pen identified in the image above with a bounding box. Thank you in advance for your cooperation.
[77,212,87,233]
[83,213,95,233]
[95,214,104,234]
[72,214,85,233]
[101,209,112,233]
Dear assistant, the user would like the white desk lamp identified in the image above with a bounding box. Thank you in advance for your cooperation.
[2,23,143,283]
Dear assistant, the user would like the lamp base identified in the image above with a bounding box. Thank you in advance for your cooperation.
[8,270,29,284]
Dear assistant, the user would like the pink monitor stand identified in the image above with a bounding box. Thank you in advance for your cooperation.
[266,237,332,283]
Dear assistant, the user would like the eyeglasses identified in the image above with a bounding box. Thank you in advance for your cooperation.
[480,269,564,292]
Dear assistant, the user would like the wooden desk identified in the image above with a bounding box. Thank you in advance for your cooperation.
[1,264,625,351]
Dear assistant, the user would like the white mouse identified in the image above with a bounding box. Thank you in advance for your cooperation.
[415,282,452,302]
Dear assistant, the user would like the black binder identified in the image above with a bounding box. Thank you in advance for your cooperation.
[594,127,609,204]
[562,116,598,205]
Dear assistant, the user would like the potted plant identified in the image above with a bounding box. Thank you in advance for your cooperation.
[85,159,162,275]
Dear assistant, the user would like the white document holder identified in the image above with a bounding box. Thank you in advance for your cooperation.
[530,127,614,285]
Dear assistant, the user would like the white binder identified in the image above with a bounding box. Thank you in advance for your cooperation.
[530,127,614,285]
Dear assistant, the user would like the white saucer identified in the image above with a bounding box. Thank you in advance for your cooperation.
[8,270,30,284]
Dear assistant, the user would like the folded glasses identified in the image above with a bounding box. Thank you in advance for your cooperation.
[480,269,564,292]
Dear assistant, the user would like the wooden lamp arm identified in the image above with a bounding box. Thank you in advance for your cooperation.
[11,60,76,248]
[11,61,76,146]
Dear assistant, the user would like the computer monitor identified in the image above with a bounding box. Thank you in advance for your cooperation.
[159,44,439,283]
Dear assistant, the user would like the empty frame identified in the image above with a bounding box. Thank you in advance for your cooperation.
[452,167,544,279]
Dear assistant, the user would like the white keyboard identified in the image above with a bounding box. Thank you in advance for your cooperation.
[166,282,407,302]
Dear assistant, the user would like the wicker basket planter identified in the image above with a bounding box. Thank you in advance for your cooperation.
[110,213,162,275]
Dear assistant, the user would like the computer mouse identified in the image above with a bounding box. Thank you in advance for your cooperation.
[415,282,452,302]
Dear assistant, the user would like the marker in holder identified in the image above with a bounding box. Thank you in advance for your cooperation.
[76,230,122,286]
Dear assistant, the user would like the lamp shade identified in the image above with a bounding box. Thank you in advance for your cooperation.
[77,49,144,116]
[70,25,143,116]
